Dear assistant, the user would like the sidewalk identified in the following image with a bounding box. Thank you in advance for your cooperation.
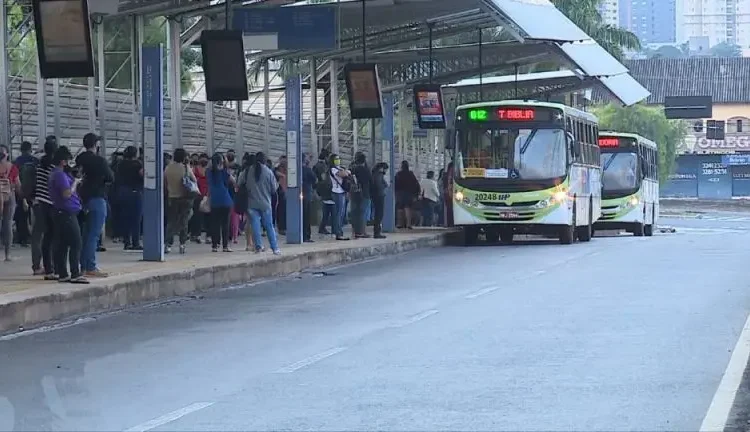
[0,228,453,335]
[661,198,750,214]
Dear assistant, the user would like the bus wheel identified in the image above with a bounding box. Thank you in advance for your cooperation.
[633,222,645,236]
[499,230,514,244]
[463,227,479,246]
[577,200,593,242]
[559,207,576,245]
[485,229,500,244]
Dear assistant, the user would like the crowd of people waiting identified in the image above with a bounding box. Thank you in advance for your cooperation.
[0,133,458,284]
[0,133,455,285]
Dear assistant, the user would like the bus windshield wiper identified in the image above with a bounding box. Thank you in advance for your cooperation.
[519,129,538,154]
[603,153,617,171]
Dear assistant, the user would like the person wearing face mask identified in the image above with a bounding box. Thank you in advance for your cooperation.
[189,154,209,243]
[48,146,88,284]
[0,144,20,261]
[328,153,352,241]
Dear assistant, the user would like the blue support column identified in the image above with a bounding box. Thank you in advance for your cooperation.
[381,92,396,232]
[285,75,303,244]
[141,46,165,261]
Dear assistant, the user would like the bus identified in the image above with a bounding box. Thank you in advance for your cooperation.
[451,100,602,245]
[594,132,659,236]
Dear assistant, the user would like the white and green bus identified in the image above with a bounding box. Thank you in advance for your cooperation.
[594,132,659,236]
[451,100,602,245]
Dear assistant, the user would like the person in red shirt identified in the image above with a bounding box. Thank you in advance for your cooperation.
[0,144,21,261]
[190,153,209,243]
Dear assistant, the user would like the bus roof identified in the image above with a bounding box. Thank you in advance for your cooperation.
[599,131,657,149]
[455,100,598,123]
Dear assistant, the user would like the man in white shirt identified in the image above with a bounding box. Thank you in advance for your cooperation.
[420,170,440,226]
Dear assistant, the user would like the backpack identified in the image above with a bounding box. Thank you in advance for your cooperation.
[0,164,13,211]
[234,169,250,214]
[19,158,38,199]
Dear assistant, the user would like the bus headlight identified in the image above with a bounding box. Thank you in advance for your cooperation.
[627,196,639,206]
[552,191,568,202]
[454,191,464,201]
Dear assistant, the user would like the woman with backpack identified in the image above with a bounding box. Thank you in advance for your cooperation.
[0,144,20,261]
[328,153,352,241]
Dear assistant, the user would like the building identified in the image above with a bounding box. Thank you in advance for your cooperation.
[623,57,750,198]
[598,0,619,26]
[677,0,750,48]
[619,0,677,44]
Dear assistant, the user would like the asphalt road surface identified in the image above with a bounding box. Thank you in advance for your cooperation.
[2,214,750,431]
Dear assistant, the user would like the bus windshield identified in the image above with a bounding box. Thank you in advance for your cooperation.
[459,128,567,180]
[601,152,638,191]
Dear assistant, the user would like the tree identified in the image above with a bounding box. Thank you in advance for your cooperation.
[592,103,688,182]
[6,7,200,96]
[710,42,742,58]
[551,0,641,60]
[647,45,685,59]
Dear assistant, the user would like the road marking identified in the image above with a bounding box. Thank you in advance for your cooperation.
[391,309,440,327]
[465,286,499,299]
[275,347,347,373]
[124,402,214,432]
[699,313,750,432]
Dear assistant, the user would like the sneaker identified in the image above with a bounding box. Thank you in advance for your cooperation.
[164,246,172,254]
[336,236,350,241]
[69,276,90,284]
[97,246,107,252]
[223,247,233,252]
[58,276,71,283]
[245,246,252,252]
[255,246,266,254]
[44,274,59,281]
[272,249,281,255]
[211,247,219,253]
[85,269,109,278]
[179,244,186,254]
[131,245,143,251]
[304,238,314,243]
[374,234,387,239]
[33,269,45,276]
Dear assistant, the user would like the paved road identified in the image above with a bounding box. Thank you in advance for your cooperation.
[2,215,750,431]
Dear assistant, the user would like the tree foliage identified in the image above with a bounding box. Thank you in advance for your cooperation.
[551,0,641,60]
[7,6,200,96]
[710,42,742,58]
[592,103,687,182]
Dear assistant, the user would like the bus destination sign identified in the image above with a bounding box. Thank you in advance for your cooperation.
[598,137,636,149]
[462,106,560,124]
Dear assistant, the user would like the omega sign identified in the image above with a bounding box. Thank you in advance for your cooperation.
[681,134,750,153]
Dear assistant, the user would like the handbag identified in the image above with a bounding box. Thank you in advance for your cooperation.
[182,164,200,198]
[234,168,250,214]
[199,195,211,213]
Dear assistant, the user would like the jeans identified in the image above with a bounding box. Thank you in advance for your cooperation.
[350,196,368,235]
[364,199,372,223]
[119,187,143,247]
[302,199,312,241]
[249,208,278,251]
[277,191,287,231]
[0,194,15,256]
[373,195,385,236]
[422,199,437,227]
[52,209,82,279]
[189,196,204,238]
[31,202,55,274]
[332,192,346,237]
[167,197,193,246]
[14,200,30,245]
[210,206,231,248]
[81,197,107,272]
[319,202,333,233]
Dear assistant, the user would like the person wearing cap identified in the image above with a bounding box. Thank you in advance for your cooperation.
[75,133,113,278]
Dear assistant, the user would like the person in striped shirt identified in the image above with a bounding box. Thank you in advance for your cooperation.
[31,136,58,279]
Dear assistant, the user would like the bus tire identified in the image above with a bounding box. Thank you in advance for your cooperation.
[578,200,594,242]
[559,206,576,245]
[500,230,514,244]
[463,227,479,246]
[633,222,645,237]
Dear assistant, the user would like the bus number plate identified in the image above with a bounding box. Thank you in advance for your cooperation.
[476,193,509,201]
[500,212,519,218]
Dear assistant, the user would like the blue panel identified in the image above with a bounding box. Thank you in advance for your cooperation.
[723,154,750,165]
[285,75,303,244]
[661,155,698,198]
[733,165,750,197]
[233,5,337,50]
[382,92,396,233]
[141,46,165,261]
[697,155,731,199]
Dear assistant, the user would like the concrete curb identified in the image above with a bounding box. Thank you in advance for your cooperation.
[0,232,455,335]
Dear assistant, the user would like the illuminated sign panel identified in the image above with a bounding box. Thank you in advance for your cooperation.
[598,137,620,148]
[462,106,559,124]
[498,108,535,121]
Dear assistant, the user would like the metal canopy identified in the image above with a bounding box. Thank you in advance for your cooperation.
[481,0,591,42]
[444,70,651,107]
[362,41,551,64]
[556,41,629,77]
